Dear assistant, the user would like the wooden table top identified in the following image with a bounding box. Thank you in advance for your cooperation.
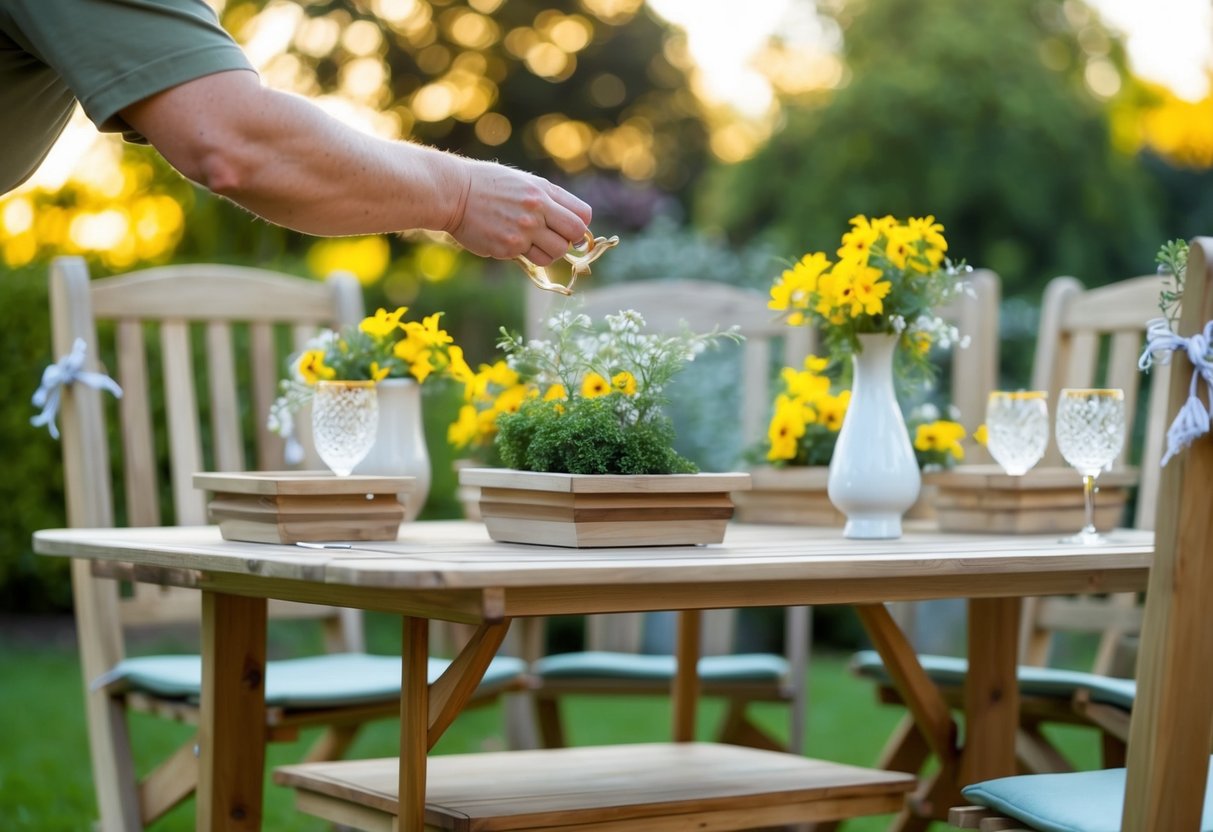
[36,521,1152,611]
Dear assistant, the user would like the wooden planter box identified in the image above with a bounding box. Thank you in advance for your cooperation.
[194,471,413,544]
[929,465,1137,534]
[734,466,940,526]
[733,466,843,526]
[458,468,752,548]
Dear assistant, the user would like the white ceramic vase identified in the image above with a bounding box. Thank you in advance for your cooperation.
[827,332,921,539]
[353,377,431,521]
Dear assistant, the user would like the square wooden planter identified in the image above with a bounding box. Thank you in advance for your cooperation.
[193,471,413,544]
[457,468,752,548]
[929,465,1137,534]
[733,466,940,526]
[733,466,844,526]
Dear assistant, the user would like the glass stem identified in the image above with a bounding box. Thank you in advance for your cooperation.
[1082,473,1098,535]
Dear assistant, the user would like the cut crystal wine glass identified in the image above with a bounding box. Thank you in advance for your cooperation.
[312,380,378,476]
[985,391,1049,476]
[1055,388,1126,544]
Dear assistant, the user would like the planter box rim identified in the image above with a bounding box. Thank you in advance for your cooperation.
[194,470,415,496]
[459,467,752,494]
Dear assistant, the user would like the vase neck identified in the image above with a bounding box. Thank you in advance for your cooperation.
[852,333,898,390]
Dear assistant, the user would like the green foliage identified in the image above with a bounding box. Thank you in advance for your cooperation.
[496,397,696,474]
[699,0,1164,301]
[0,267,70,611]
[1155,238,1188,324]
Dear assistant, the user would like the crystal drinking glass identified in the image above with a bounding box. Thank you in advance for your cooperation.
[1054,388,1126,544]
[985,391,1049,476]
[312,380,379,476]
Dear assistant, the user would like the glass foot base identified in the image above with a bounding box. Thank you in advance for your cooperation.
[1060,528,1109,546]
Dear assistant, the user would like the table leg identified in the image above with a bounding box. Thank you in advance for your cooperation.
[672,609,701,742]
[197,591,267,831]
[399,616,429,832]
[961,597,1021,784]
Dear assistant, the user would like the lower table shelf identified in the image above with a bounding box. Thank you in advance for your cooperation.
[274,742,915,831]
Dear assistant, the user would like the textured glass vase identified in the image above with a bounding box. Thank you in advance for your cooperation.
[827,333,921,539]
[353,377,432,521]
[312,380,378,477]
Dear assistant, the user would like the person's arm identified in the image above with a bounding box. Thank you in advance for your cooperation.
[120,69,590,265]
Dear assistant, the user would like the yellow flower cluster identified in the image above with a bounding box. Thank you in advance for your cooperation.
[448,360,539,451]
[913,419,966,462]
[769,215,948,328]
[765,356,851,464]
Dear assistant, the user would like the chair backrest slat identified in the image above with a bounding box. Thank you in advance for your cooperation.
[206,321,245,473]
[249,322,282,471]
[292,324,323,469]
[115,319,160,528]
[160,321,207,525]
[1123,237,1213,830]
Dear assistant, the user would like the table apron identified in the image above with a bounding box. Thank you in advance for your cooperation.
[499,568,1149,616]
[197,573,504,624]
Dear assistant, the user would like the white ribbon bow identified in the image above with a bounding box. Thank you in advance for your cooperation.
[1138,317,1213,466]
[31,338,123,439]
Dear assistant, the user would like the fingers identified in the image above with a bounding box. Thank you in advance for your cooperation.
[526,225,579,266]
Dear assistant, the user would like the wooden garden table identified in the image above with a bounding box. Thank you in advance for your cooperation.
[33,520,1153,831]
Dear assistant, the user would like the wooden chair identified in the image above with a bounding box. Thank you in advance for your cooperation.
[525,279,813,753]
[846,270,1170,830]
[49,257,526,830]
[948,236,1213,832]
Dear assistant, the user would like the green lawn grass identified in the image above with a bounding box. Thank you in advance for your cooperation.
[0,617,1103,832]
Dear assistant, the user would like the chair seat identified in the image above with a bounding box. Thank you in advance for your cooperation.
[94,653,528,708]
[850,650,1136,710]
[275,742,916,831]
[961,757,1213,832]
[534,650,789,683]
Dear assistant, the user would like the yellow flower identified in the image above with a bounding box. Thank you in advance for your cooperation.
[446,345,473,384]
[816,391,850,431]
[769,252,831,325]
[803,354,829,374]
[908,216,947,253]
[766,396,806,461]
[544,384,568,401]
[298,349,335,384]
[403,312,454,349]
[884,225,916,270]
[611,371,637,396]
[409,350,435,383]
[838,215,881,263]
[486,360,520,388]
[359,307,405,338]
[974,424,988,447]
[447,404,479,449]
[581,372,611,398]
[369,361,390,382]
[846,261,891,316]
[914,420,967,459]
[910,332,932,355]
[780,366,830,402]
[494,384,532,414]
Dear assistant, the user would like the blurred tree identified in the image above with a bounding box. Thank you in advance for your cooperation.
[223,0,709,200]
[697,0,1165,299]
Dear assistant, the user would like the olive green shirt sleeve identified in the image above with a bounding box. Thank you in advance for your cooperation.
[1,0,254,191]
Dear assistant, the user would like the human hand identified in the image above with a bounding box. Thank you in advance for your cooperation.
[443,159,591,265]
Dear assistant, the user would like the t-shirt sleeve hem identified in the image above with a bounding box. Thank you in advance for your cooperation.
[81,42,255,132]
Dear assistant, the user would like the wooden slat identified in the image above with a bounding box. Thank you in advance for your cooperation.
[206,321,245,473]
[249,322,282,471]
[116,320,160,528]
[741,338,770,447]
[276,743,916,830]
[291,324,321,470]
[160,321,206,525]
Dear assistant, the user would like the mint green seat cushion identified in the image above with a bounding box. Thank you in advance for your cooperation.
[850,651,1135,710]
[962,760,1213,832]
[97,653,526,708]
[534,651,788,682]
